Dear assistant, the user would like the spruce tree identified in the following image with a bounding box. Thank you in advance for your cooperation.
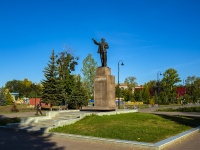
[42,49,79,109]
[69,75,88,109]
[41,50,61,108]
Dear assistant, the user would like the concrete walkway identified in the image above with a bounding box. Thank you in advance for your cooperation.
[1,105,200,150]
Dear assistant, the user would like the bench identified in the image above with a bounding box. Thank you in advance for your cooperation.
[41,106,51,110]
[58,105,67,110]
[42,105,67,111]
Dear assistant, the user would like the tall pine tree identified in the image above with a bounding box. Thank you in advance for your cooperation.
[69,75,88,109]
[41,50,61,108]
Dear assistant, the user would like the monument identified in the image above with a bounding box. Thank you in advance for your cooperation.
[92,38,109,67]
[82,38,116,111]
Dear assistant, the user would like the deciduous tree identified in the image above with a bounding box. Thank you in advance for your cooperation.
[56,50,79,105]
[81,54,98,99]
[124,76,137,91]
[4,89,14,105]
[161,68,181,104]
[142,84,150,104]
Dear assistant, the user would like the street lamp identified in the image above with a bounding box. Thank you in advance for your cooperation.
[157,71,162,105]
[118,60,124,109]
[183,79,185,86]
[157,71,162,82]
[34,82,37,109]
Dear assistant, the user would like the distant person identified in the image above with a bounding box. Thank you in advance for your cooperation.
[66,104,68,110]
[35,102,43,115]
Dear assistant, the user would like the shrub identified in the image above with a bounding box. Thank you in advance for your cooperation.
[10,103,19,112]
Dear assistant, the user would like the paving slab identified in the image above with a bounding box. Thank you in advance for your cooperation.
[1,105,200,150]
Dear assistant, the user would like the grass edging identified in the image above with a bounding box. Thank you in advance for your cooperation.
[50,126,200,150]
[1,123,199,150]
[51,132,155,150]
[50,112,199,143]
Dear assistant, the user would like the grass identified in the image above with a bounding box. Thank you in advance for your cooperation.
[0,105,32,126]
[157,106,200,112]
[1,105,199,142]
[0,104,46,126]
[49,112,200,143]
[0,105,35,114]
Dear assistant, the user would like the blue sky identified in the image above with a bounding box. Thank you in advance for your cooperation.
[0,0,200,87]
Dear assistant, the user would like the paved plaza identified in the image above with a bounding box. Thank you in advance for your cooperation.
[0,105,200,150]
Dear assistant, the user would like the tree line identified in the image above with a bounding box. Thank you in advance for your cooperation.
[0,50,90,109]
[118,69,200,105]
[1,52,199,107]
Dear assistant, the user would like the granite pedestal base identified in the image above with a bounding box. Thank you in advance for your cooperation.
[82,67,116,111]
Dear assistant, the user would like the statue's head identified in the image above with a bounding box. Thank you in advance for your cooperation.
[101,38,105,42]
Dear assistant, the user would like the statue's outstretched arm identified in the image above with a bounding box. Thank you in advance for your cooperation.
[92,38,99,45]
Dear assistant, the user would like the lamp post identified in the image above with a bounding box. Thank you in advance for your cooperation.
[182,79,186,100]
[183,79,185,86]
[183,79,185,95]
[157,71,162,82]
[118,60,124,109]
[157,71,162,105]
[34,82,37,109]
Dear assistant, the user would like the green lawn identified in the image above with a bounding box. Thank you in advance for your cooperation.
[0,105,32,126]
[0,105,35,114]
[157,106,200,112]
[1,105,199,143]
[50,112,200,143]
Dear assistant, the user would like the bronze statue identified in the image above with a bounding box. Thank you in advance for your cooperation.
[92,38,109,67]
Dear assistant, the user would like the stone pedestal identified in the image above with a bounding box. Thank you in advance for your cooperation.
[82,67,116,111]
[94,67,116,110]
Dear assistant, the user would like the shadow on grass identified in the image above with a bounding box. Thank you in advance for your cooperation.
[155,114,200,128]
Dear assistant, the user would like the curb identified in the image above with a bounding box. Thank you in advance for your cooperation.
[48,126,200,150]
[0,125,199,150]
[1,109,199,150]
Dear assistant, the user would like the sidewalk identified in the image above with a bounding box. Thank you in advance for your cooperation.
[1,105,200,150]
[162,132,200,150]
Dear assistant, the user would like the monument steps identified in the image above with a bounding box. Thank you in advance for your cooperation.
[6,110,138,133]
[6,111,89,133]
